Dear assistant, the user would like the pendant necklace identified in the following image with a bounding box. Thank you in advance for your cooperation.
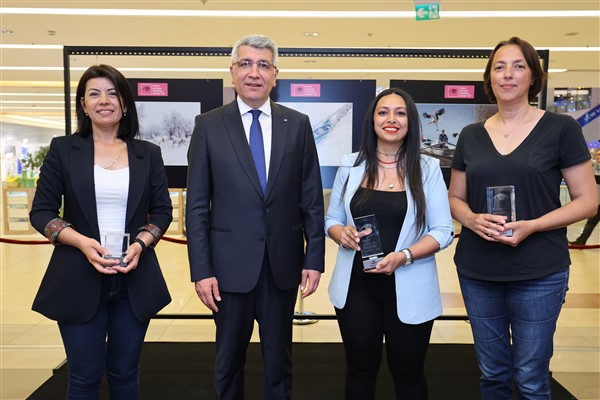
[500,108,529,139]
[100,143,125,169]
[378,163,397,190]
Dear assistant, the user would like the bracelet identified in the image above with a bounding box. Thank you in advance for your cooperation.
[133,238,147,253]
[400,248,413,266]
[338,240,345,249]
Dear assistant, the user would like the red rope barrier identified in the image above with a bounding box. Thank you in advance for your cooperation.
[0,237,50,244]
[0,235,188,245]
[0,235,598,249]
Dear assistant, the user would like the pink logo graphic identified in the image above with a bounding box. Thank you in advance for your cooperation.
[138,83,169,97]
[444,85,475,99]
[291,84,321,97]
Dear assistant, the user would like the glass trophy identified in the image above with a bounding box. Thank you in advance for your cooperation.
[353,214,384,270]
[103,232,130,266]
[486,185,516,237]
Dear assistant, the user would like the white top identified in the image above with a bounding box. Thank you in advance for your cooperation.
[94,165,129,248]
[237,96,272,179]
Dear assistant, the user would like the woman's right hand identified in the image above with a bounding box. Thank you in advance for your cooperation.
[336,225,372,251]
[77,236,120,274]
[465,212,508,241]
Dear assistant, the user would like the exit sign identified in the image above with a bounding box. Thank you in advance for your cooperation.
[415,3,440,21]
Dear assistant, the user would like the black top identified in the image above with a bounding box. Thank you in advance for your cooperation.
[451,111,590,281]
[350,187,407,272]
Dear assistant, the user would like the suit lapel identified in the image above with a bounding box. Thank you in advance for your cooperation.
[70,135,100,240]
[266,102,288,198]
[223,101,264,197]
[125,140,145,229]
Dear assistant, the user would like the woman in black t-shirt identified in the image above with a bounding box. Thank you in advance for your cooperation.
[448,37,597,399]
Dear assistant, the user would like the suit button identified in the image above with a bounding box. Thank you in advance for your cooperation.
[259,237,265,242]
[264,208,270,213]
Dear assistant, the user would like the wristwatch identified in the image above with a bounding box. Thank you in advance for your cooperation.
[400,248,413,266]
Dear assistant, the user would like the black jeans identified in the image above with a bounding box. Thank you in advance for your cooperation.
[335,269,433,400]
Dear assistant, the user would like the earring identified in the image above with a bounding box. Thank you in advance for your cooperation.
[123,112,127,117]
[85,113,88,117]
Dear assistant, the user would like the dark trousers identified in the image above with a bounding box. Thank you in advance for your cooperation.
[213,252,298,400]
[58,274,149,400]
[574,205,600,244]
[335,269,434,400]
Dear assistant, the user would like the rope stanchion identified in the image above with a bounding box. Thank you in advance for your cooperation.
[0,237,50,244]
[569,243,600,249]
[160,236,187,244]
[153,313,467,321]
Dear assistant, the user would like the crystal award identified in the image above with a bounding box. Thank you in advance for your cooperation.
[103,232,130,266]
[486,185,516,237]
[353,214,384,270]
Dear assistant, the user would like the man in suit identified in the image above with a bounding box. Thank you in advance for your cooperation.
[186,34,325,399]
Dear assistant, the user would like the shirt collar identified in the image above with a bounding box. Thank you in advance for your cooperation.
[237,96,271,117]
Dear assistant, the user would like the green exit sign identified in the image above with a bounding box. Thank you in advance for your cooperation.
[415,3,440,21]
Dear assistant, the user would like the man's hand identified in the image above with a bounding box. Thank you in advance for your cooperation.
[300,269,321,299]
[194,277,221,312]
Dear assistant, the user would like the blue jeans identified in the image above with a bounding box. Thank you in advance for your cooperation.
[58,274,149,400]
[458,268,569,400]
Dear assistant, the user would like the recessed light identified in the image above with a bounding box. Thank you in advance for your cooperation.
[564,32,579,36]
[304,32,319,37]
[1,28,14,34]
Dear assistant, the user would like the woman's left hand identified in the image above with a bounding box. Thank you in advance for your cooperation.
[366,251,405,275]
[112,242,143,274]
[493,219,536,247]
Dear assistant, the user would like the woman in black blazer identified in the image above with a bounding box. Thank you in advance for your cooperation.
[30,64,172,399]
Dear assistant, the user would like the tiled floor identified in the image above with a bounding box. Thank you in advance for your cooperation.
[1,221,598,399]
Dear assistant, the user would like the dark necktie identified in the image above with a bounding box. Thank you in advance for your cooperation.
[249,109,267,193]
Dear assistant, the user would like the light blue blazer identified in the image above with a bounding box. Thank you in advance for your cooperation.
[325,153,454,324]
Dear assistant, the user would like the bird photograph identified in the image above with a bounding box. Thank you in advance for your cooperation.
[422,107,445,131]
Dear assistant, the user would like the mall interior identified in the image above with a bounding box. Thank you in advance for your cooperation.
[1,2,599,399]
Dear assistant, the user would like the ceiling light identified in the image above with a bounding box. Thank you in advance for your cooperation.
[1,8,598,18]
[0,66,568,74]
[0,92,75,97]
[304,32,319,37]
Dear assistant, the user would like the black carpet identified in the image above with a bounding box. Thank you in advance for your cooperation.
[28,342,576,399]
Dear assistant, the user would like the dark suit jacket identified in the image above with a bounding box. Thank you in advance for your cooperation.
[30,134,172,323]
[186,100,325,292]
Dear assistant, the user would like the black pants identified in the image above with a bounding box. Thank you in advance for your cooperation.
[574,205,600,244]
[213,253,297,400]
[335,268,434,400]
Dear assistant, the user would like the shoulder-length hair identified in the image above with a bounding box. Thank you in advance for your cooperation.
[352,87,427,235]
[483,36,547,103]
[74,64,139,141]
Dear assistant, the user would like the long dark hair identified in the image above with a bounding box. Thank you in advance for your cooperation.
[483,36,547,103]
[351,88,427,235]
[74,64,139,140]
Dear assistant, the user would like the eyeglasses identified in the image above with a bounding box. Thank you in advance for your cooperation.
[233,59,275,71]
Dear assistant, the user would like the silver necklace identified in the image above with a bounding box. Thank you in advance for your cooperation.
[500,108,529,139]
[378,163,397,189]
[100,143,125,169]
[376,148,398,157]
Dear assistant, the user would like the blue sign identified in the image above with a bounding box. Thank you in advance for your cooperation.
[577,104,600,128]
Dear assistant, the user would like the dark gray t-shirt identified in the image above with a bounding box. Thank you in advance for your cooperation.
[451,111,590,281]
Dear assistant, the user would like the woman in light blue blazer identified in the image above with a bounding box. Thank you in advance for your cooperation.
[325,88,454,399]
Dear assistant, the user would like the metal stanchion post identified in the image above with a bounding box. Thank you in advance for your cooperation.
[293,289,318,325]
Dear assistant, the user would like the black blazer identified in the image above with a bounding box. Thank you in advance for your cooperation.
[30,134,172,323]
[186,100,325,292]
